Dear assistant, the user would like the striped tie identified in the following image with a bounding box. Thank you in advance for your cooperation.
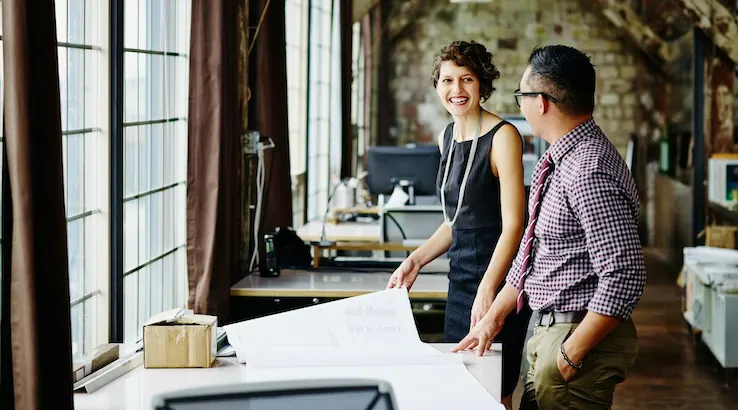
[516,152,554,313]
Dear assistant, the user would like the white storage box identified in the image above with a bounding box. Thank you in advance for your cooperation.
[684,261,712,333]
[682,247,738,369]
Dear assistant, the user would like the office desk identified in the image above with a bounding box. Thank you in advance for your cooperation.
[296,206,446,266]
[296,219,396,267]
[231,258,449,299]
[296,219,381,242]
[74,343,502,410]
[296,206,444,243]
[230,263,449,299]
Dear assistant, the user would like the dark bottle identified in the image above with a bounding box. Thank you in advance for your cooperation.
[260,233,280,277]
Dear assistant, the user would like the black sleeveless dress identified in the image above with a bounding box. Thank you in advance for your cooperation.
[435,120,532,398]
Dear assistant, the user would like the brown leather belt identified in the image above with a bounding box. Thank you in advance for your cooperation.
[533,310,587,327]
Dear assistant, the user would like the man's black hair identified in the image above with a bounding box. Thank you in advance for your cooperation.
[527,45,595,116]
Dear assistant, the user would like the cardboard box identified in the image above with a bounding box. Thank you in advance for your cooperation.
[72,343,120,381]
[698,225,737,249]
[143,308,218,369]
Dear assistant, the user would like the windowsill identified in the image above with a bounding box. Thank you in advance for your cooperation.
[73,342,143,394]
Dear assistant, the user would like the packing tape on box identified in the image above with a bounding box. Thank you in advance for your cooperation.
[175,327,186,344]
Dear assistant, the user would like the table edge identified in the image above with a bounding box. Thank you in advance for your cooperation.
[230,289,447,299]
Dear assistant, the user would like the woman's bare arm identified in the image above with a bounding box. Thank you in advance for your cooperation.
[479,124,526,293]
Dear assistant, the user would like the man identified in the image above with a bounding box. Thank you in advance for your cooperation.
[451,45,646,410]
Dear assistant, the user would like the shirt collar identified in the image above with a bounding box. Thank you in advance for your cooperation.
[547,117,596,166]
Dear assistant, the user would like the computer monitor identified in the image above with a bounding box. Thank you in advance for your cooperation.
[151,379,397,410]
[366,145,441,196]
[504,116,548,187]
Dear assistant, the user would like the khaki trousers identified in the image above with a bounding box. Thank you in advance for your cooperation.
[520,318,638,410]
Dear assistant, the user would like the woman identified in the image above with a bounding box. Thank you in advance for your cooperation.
[387,40,530,408]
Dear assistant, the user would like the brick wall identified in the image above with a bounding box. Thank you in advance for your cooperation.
[388,0,643,156]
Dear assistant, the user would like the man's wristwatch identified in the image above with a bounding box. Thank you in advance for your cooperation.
[560,343,583,370]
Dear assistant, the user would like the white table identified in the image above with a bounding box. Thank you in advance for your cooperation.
[74,343,502,410]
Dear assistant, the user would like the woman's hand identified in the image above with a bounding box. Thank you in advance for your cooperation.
[451,309,504,356]
[470,284,495,330]
[386,257,421,290]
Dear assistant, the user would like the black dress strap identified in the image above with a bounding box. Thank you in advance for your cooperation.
[488,120,510,137]
[435,119,514,230]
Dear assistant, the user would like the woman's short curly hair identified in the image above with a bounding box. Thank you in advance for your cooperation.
[430,41,501,102]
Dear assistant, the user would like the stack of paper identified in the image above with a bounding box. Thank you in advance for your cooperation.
[224,288,504,410]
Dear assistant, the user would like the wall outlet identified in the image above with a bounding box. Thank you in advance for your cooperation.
[242,131,260,155]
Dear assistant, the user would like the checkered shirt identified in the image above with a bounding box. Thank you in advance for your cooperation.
[505,118,646,319]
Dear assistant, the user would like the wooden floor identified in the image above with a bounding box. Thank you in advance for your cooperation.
[611,249,738,409]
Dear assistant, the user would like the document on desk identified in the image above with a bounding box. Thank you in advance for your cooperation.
[224,288,458,369]
[224,288,504,410]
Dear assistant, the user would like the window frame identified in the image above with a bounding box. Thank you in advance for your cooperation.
[55,0,112,359]
[305,0,336,223]
[119,0,190,344]
[285,0,310,228]
[0,0,192,351]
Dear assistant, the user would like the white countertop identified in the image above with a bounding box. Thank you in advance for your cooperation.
[74,343,502,410]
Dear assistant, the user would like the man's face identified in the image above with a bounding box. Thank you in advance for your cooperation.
[518,66,541,134]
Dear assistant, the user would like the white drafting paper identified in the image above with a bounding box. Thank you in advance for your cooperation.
[245,363,505,410]
[223,288,460,368]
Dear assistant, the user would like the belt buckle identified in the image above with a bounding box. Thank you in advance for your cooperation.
[537,311,555,328]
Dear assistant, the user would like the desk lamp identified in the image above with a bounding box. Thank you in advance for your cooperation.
[317,177,354,247]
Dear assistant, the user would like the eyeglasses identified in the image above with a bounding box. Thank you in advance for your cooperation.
[513,88,558,107]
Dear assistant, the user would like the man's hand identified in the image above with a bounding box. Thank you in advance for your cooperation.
[470,285,495,330]
[556,344,578,382]
[450,310,504,356]
[386,257,421,290]
[563,311,622,365]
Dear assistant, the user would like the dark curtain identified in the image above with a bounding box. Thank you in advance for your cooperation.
[339,0,353,179]
[375,0,391,146]
[186,0,242,321]
[248,0,292,235]
[1,143,14,408]
[0,0,73,408]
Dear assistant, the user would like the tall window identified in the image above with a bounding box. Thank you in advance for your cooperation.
[351,20,368,176]
[328,0,342,191]
[306,0,334,221]
[285,0,309,227]
[57,0,110,359]
[0,1,192,353]
[123,0,190,343]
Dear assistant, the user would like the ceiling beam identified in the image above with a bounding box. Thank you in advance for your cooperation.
[676,0,738,64]
[592,0,671,71]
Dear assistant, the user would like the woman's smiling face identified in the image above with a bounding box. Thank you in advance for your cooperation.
[435,61,480,117]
